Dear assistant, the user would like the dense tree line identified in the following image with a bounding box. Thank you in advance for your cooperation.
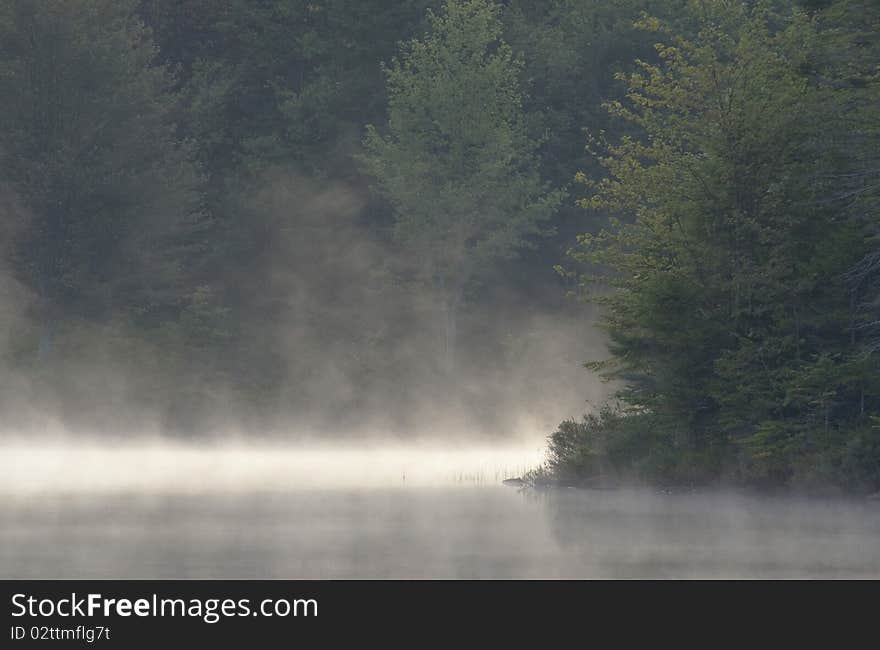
[550,0,880,493]
[0,0,657,431]
[0,0,877,491]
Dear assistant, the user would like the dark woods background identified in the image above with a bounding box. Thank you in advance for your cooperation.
[0,0,878,494]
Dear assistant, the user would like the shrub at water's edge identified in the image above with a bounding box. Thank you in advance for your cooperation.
[535,404,880,495]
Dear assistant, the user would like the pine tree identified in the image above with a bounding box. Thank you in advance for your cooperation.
[0,0,206,359]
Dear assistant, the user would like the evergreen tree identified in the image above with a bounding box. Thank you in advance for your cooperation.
[0,0,205,359]
[562,1,878,488]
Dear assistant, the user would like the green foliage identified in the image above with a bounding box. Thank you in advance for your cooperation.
[363,0,562,271]
[545,403,727,487]
[556,0,880,492]
[1,0,877,469]
[504,1,685,198]
[829,1,880,354]
[141,0,434,179]
[0,0,226,431]
[134,0,442,409]
[361,0,563,369]
[0,0,206,334]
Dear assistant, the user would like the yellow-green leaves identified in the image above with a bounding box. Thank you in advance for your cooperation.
[561,0,878,488]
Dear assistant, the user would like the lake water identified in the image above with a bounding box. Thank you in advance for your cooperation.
[1,442,878,579]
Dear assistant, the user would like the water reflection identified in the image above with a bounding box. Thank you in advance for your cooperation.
[2,486,878,578]
[531,488,880,578]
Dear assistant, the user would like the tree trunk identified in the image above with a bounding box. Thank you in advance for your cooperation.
[37,316,56,361]
[443,283,464,375]
[444,298,457,375]
[36,269,56,362]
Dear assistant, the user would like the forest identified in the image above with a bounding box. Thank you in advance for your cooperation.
[0,0,878,493]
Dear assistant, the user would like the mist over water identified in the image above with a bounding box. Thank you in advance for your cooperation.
[1,0,878,583]
[0,439,546,493]
[1,440,879,579]
[0,4,621,580]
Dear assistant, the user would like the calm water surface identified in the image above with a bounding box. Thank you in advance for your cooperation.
[2,486,879,578]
